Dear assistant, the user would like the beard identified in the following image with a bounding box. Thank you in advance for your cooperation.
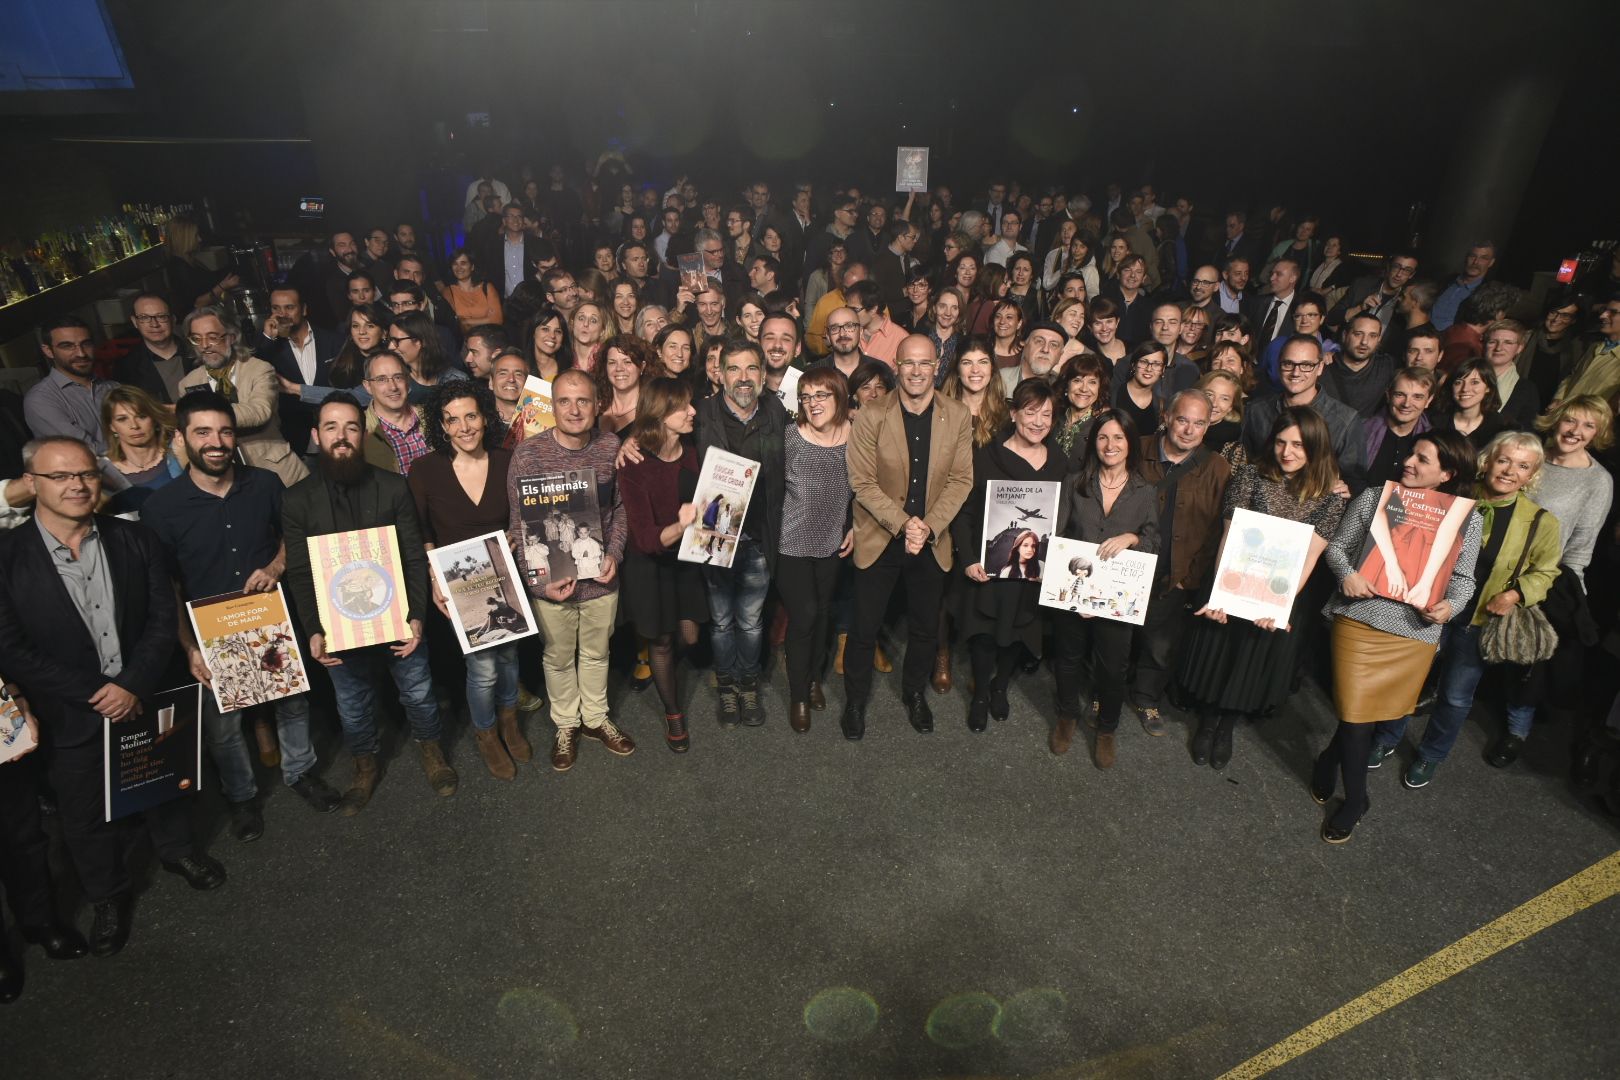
[319,444,368,486]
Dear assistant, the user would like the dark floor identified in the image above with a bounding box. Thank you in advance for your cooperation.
[6,656,1619,1079]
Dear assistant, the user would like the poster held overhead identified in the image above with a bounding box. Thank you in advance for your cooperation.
[895,146,930,193]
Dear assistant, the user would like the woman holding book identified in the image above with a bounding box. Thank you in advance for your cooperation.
[1367,431,1562,781]
[1313,430,1482,843]
[952,379,1069,733]
[618,378,706,752]
[1176,408,1345,770]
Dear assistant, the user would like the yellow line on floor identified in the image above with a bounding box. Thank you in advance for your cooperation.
[1217,848,1620,1080]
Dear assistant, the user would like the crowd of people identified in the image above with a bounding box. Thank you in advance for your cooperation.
[3,165,1620,999]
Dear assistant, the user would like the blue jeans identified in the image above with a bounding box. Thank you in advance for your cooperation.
[1373,622,1535,764]
[704,538,770,680]
[325,646,442,756]
[465,642,520,730]
[202,692,318,802]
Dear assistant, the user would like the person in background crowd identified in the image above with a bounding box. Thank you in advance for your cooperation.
[177,306,310,487]
[1431,242,1497,331]
[26,316,118,455]
[115,293,195,404]
[99,386,183,516]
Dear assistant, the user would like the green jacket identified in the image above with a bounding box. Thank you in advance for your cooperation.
[1470,491,1562,627]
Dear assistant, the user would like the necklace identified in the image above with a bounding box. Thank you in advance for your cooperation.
[1098,471,1127,490]
[120,445,164,472]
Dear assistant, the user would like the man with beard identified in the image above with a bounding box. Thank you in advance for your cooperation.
[1183,266,1222,314]
[281,393,451,813]
[1321,312,1397,418]
[845,279,906,366]
[0,436,226,958]
[695,341,788,728]
[361,227,395,285]
[320,231,364,330]
[759,313,803,411]
[24,316,118,453]
[808,307,875,379]
[998,321,1068,398]
[177,306,309,486]
[255,285,342,451]
[843,335,974,740]
[392,222,434,282]
[144,391,343,843]
[113,293,195,404]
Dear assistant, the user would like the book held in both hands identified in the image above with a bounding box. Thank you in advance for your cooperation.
[307,526,412,652]
[678,448,759,569]
[104,683,203,822]
[1356,482,1478,609]
[1204,508,1318,629]
[516,468,605,588]
[1038,537,1157,625]
[427,531,539,653]
[186,585,311,712]
[979,480,1061,579]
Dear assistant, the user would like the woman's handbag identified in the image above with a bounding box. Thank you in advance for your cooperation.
[1479,509,1559,665]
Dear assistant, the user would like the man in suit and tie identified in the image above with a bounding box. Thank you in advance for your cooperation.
[1219,209,1263,267]
[1244,257,1303,354]
[0,436,226,958]
[177,306,310,487]
[843,334,974,740]
[254,285,342,453]
[984,179,1008,235]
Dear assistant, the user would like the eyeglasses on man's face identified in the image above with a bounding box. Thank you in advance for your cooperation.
[30,470,101,484]
[133,313,171,325]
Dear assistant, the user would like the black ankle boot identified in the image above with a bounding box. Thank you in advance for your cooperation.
[1210,713,1236,770]
[1191,714,1218,766]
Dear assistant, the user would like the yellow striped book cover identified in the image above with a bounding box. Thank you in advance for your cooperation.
[307,526,411,652]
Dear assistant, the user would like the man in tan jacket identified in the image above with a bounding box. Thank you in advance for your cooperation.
[843,333,974,740]
[177,306,309,487]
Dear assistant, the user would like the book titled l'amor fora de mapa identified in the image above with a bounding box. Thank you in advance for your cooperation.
[307,526,412,653]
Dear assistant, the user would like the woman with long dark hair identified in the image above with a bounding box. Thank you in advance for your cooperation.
[597,336,653,438]
[1050,408,1160,768]
[438,248,503,335]
[989,299,1025,370]
[1313,430,1482,842]
[1178,408,1345,769]
[524,306,570,382]
[953,379,1069,732]
[1430,357,1509,450]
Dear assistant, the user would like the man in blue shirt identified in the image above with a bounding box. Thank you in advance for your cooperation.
[1430,242,1496,331]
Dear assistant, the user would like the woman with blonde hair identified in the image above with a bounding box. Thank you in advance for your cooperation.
[164,215,239,313]
[101,385,183,515]
[1195,369,1245,454]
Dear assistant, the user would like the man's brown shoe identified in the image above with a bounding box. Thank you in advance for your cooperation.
[1094,732,1117,770]
[808,681,826,711]
[497,706,533,762]
[341,754,379,817]
[418,740,458,796]
[581,720,636,756]
[473,727,516,781]
[551,727,579,772]
[1050,712,1076,755]
[931,646,952,694]
[790,702,812,733]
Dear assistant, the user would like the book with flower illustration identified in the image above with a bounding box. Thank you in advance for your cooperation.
[1355,482,1477,608]
[186,585,311,712]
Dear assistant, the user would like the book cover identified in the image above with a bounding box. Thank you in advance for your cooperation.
[1206,508,1318,629]
[678,447,760,568]
[771,365,802,419]
[1038,537,1157,625]
[1356,482,1478,608]
[895,146,930,193]
[306,526,412,653]
[104,683,202,823]
[0,682,36,765]
[428,531,540,653]
[510,376,555,443]
[979,479,1062,579]
[187,585,311,712]
[515,467,605,588]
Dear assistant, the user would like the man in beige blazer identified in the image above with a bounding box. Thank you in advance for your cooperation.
[177,306,309,487]
[843,333,974,739]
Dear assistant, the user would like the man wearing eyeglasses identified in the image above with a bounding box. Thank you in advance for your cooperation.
[254,285,342,452]
[113,294,196,404]
[359,351,429,476]
[808,307,876,380]
[1241,334,1366,491]
[25,316,118,455]
[1328,251,1420,335]
[845,280,906,367]
[1183,267,1222,314]
[843,335,974,740]
[0,435,227,957]
[177,306,309,486]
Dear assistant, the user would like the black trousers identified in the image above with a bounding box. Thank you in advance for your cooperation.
[1132,585,1190,707]
[968,636,1022,698]
[1053,612,1133,732]
[0,759,54,930]
[48,739,194,903]
[776,553,843,703]
[844,539,945,705]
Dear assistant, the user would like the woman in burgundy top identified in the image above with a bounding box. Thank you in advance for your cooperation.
[619,377,706,751]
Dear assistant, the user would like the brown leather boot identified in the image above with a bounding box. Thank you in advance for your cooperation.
[1094,732,1117,770]
[340,754,379,817]
[931,645,952,694]
[790,702,812,733]
[473,727,516,781]
[497,706,533,763]
[808,681,826,711]
[418,740,458,796]
[1050,712,1076,756]
[833,633,848,675]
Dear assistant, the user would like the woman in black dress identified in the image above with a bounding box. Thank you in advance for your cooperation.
[1176,407,1346,769]
[952,379,1069,732]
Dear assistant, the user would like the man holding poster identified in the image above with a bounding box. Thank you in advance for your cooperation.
[283,394,453,813]
[146,391,343,840]
[0,436,226,957]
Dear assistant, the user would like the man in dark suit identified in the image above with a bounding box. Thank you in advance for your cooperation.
[1243,257,1303,353]
[870,221,921,315]
[479,203,551,300]
[113,293,195,403]
[253,285,342,452]
[281,394,450,815]
[317,230,364,332]
[0,436,225,958]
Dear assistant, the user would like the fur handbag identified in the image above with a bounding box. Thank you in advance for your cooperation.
[1479,509,1559,666]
